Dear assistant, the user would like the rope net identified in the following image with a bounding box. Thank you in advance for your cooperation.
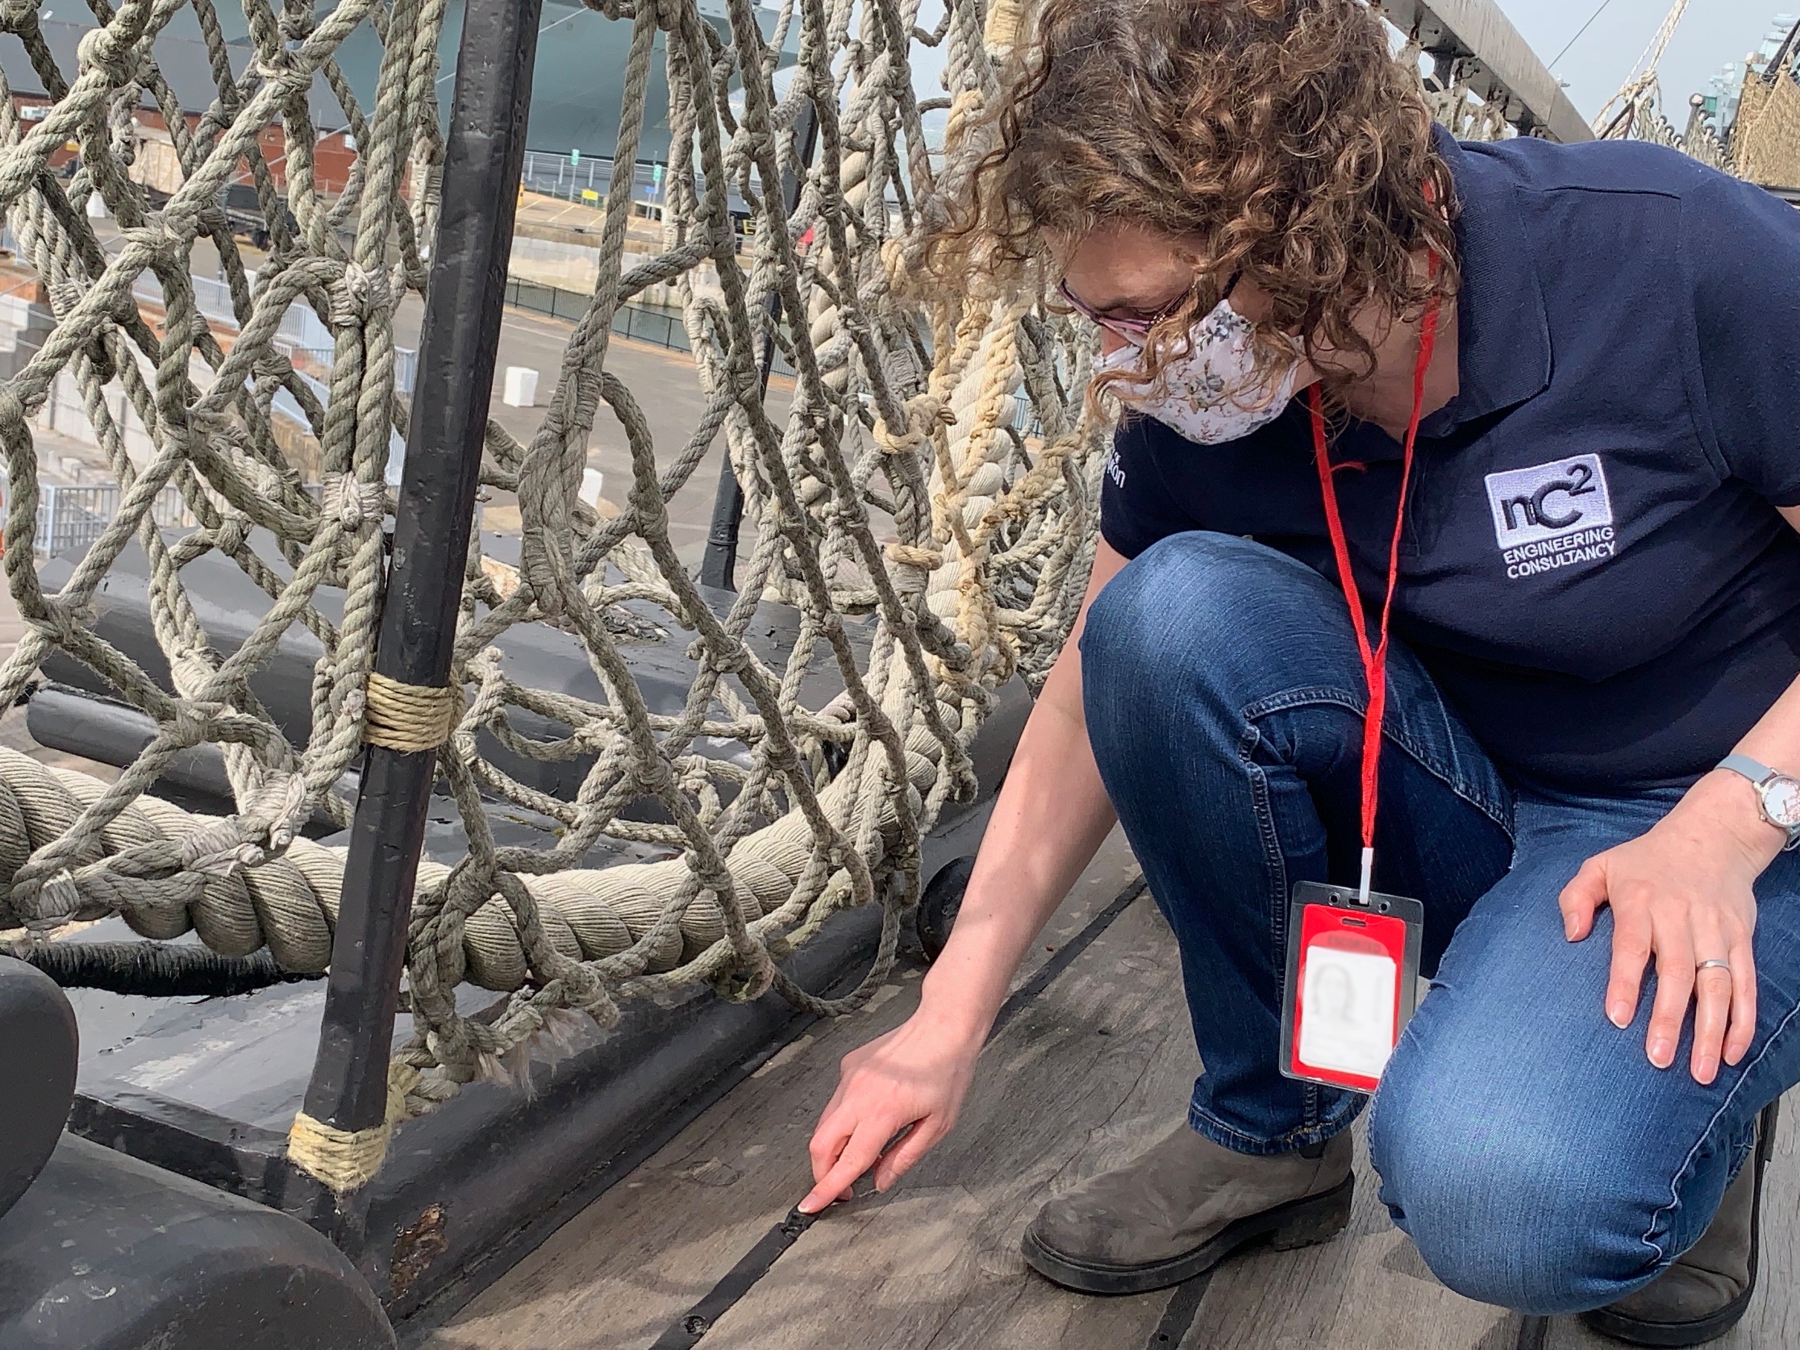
[0,0,1530,1186]
[0,0,1107,1143]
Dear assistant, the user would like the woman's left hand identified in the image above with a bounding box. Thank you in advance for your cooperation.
[1559,771,1779,1085]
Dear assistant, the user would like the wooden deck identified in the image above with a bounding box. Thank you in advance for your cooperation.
[418,830,1799,1350]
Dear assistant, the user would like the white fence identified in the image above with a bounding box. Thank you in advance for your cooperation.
[32,482,197,556]
[130,272,418,396]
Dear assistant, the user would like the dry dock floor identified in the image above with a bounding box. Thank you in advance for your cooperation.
[420,829,1800,1350]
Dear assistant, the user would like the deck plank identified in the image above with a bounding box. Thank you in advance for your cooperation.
[1543,1098,1798,1350]
[694,893,1193,1350]
[420,828,1145,1350]
[428,817,1800,1350]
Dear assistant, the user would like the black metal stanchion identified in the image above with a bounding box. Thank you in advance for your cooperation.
[698,99,818,593]
[284,0,543,1245]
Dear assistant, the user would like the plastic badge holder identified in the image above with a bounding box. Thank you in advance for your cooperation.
[1279,880,1424,1094]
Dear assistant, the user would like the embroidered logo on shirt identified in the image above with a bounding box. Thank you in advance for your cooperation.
[1483,454,1616,580]
[1105,450,1126,491]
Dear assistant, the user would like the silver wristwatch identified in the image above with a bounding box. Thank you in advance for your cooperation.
[1718,753,1800,851]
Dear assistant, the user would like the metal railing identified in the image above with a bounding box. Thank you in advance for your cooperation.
[33,482,197,557]
[518,150,752,220]
[521,150,663,207]
[129,272,418,395]
[502,278,796,375]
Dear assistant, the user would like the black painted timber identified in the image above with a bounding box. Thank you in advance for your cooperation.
[0,956,78,1220]
[288,0,544,1242]
[0,1135,393,1350]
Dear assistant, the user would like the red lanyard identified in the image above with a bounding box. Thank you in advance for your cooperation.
[1307,277,1440,903]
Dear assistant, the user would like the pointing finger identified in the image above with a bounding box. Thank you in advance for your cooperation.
[799,1119,891,1215]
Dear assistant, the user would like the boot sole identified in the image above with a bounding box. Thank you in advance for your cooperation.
[1020,1171,1355,1296]
[1580,1099,1779,1348]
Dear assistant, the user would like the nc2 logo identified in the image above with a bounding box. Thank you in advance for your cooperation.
[1484,455,1613,549]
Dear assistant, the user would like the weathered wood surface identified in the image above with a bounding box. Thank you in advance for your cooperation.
[428,819,1800,1350]
[692,890,1192,1350]
[421,828,1147,1350]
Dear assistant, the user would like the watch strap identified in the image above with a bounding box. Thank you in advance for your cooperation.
[1720,752,1777,786]
[1718,753,1800,850]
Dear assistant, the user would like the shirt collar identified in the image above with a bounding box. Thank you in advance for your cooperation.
[1419,127,1553,438]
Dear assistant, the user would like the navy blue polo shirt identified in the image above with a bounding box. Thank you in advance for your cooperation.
[1099,129,1800,791]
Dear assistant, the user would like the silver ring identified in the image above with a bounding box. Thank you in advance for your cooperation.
[1697,959,1732,974]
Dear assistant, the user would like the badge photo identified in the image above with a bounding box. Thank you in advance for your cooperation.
[1280,882,1425,1094]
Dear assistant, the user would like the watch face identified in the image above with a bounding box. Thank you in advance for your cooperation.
[1765,775,1800,829]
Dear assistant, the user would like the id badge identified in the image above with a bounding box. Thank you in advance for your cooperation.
[1279,880,1424,1094]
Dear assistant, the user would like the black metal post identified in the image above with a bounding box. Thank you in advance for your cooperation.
[285,0,542,1245]
[697,99,818,592]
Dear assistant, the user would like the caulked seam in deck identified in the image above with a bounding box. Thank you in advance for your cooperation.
[644,874,1151,1350]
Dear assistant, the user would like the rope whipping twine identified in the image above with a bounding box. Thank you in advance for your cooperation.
[0,0,1522,1190]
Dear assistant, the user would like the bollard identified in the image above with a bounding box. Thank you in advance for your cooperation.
[502,365,539,407]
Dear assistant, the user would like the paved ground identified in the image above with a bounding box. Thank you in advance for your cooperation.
[166,226,780,576]
[420,299,789,573]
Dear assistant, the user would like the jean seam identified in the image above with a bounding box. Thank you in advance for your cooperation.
[1188,1098,1363,1152]
[1222,722,1322,1137]
[1239,723,1290,1009]
[1242,684,1514,838]
[1638,995,1800,1265]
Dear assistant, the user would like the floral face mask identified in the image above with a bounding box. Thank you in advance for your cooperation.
[1089,297,1304,445]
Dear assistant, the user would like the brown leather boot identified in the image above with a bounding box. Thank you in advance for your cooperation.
[1021,1122,1354,1295]
[1582,1101,1779,1348]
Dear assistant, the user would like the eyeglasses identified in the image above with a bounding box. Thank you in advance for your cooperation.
[1057,272,1240,343]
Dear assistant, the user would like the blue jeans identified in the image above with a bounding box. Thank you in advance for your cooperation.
[1079,531,1800,1316]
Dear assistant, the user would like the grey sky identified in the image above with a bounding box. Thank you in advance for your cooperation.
[1499,0,1789,125]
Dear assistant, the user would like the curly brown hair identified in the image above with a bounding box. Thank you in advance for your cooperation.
[934,0,1460,393]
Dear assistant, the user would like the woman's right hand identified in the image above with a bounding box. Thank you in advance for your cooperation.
[798,1007,986,1213]
[793,543,1130,1215]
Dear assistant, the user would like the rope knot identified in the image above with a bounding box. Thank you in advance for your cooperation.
[874,416,924,458]
[917,395,954,428]
[209,514,252,555]
[240,772,308,852]
[886,542,942,570]
[121,221,183,262]
[874,396,951,458]
[320,473,388,530]
[254,349,293,380]
[179,818,262,876]
[254,51,313,96]
[332,262,389,327]
[171,650,221,689]
[37,870,81,922]
[167,701,213,746]
[76,25,137,83]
